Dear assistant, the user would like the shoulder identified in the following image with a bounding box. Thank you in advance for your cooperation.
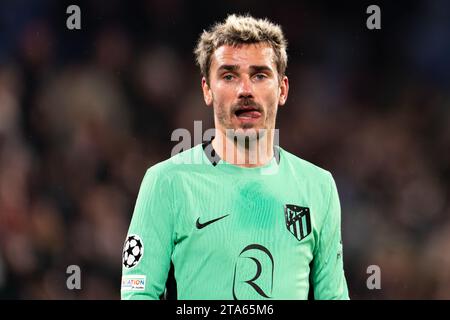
[278,147,337,207]
[144,144,205,180]
[279,147,333,184]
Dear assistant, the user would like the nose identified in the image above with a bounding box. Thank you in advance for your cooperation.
[238,76,254,100]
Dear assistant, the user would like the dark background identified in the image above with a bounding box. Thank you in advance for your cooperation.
[0,0,449,299]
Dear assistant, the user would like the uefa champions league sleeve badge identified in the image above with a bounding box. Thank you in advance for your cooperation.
[122,234,144,269]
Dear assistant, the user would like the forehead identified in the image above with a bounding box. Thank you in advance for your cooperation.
[210,43,276,71]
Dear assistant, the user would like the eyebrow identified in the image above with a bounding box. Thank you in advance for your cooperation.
[217,65,274,74]
[249,65,273,74]
[217,65,239,73]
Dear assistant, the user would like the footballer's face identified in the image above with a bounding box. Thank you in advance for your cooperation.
[202,43,289,139]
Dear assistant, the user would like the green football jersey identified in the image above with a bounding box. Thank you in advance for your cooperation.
[121,142,349,300]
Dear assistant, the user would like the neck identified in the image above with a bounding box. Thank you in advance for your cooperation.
[211,128,275,168]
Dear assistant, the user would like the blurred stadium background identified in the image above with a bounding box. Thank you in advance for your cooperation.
[0,0,449,299]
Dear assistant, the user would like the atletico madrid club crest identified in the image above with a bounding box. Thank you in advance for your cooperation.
[284,204,311,241]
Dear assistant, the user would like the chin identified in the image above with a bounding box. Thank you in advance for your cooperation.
[233,127,268,141]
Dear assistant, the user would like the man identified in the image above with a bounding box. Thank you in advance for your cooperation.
[121,14,349,300]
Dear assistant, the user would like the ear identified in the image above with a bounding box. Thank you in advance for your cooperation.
[202,77,213,107]
[278,76,289,106]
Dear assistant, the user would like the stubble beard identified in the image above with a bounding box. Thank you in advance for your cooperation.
[215,102,278,150]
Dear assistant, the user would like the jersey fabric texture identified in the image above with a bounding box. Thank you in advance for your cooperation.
[121,142,349,300]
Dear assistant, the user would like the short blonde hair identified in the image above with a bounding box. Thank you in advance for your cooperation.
[195,14,288,83]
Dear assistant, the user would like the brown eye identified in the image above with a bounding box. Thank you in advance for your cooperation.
[254,74,267,80]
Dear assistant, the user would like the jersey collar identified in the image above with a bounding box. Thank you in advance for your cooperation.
[202,139,281,167]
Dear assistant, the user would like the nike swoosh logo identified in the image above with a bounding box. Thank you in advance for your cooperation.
[196,214,229,229]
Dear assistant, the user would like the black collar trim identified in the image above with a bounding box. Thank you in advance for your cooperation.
[202,140,281,167]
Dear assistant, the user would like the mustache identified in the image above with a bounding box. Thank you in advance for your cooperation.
[231,98,263,113]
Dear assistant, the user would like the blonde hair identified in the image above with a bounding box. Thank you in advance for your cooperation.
[195,14,288,83]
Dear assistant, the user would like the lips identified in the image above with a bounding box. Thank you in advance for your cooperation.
[234,106,262,118]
